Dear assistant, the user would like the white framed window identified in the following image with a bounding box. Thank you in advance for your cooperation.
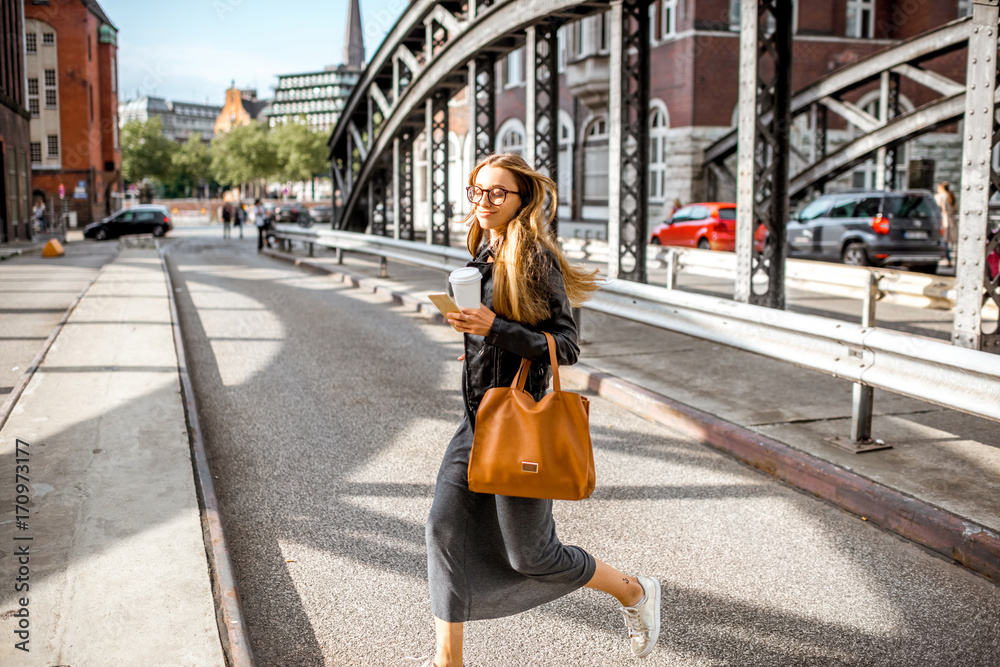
[504,48,523,88]
[42,32,54,45]
[583,117,609,202]
[47,135,59,158]
[30,142,42,164]
[573,20,585,58]
[25,33,37,53]
[662,0,678,38]
[648,102,669,202]
[598,12,610,54]
[958,0,972,17]
[846,0,875,39]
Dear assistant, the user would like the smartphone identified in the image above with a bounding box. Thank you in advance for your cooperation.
[428,293,461,318]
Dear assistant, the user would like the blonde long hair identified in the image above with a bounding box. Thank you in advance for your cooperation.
[463,153,599,326]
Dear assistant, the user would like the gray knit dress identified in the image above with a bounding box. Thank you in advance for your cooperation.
[425,246,596,623]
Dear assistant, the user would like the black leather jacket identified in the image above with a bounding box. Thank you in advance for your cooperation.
[459,244,580,424]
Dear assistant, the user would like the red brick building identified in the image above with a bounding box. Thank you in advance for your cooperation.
[1,0,32,243]
[25,0,122,226]
[471,0,971,225]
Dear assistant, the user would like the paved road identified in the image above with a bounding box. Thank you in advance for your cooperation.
[163,229,999,667]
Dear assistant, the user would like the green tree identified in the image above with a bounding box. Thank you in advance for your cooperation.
[121,117,176,185]
[167,133,213,197]
[210,122,278,193]
[270,120,328,184]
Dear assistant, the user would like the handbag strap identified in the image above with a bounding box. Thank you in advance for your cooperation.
[510,332,561,392]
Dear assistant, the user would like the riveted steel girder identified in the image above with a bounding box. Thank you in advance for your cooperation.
[735,0,792,309]
[608,0,650,282]
[954,0,1000,353]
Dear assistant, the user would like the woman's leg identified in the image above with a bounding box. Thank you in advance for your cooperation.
[433,618,464,667]
[584,558,644,606]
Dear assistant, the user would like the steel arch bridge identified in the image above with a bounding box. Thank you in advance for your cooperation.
[327,0,1000,353]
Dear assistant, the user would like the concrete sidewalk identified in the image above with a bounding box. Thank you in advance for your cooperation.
[263,244,1000,582]
[0,246,225,664]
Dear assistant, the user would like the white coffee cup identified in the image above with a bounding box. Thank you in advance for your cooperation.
[449,267,483,310]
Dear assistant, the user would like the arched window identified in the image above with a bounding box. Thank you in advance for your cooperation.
[496,118,526,156]
[583,117,609,202]
[648,101,669,202]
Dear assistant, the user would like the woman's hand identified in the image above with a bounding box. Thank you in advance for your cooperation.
[447,303,496,337]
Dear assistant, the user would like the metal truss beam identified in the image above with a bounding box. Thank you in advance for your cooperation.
[471,54,496,164]
[427,94,450,246]
[395,134,415,241]
[526,19,561,235]
[703,15,972,166]
[735,0,792,309]
[954,0,1000,353]
[608,0,649,282]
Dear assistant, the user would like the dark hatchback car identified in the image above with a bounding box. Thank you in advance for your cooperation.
[274,202,313,225]
[787,190,944,272]
[84,205,172,241]
[310,204,333,224]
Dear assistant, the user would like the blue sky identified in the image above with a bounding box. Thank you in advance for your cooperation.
[101,0,407,106]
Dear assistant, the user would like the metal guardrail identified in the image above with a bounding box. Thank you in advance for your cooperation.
[271,226,1000,424]
[561,239,977,312]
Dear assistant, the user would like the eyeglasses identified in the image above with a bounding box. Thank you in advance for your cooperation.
[466,185,520,206]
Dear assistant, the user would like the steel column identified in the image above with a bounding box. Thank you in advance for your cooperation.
[398,134,415,241]
[608,0,650,282]
[472,54,496,163]
[735,0,792,309]
[955,0,1000,352]
[427,93,450,246]
[536,19,562,236]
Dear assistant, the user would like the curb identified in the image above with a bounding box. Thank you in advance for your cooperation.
[262,249,1000,583]
[160,242,257,666]
[0,266,105,431]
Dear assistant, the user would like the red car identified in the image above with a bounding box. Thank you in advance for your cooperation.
[649,202,738,251]
[650,202,769,252]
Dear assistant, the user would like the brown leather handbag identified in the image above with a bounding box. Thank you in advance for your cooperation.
[468,332,595,501]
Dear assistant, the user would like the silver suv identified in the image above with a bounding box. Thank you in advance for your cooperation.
[788,190,945,272]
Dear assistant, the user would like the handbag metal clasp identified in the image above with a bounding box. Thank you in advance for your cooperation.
[521,461,539,473]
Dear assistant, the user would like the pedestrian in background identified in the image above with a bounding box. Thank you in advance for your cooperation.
[234,201,246,239]
[34,199,47,233]
[667,197,682,221]
[421,153,662,667]
[254,199,268,251]
[221,202,232,239]
[935,182,957,266]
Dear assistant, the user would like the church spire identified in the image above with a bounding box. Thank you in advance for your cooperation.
[344,0,365,70]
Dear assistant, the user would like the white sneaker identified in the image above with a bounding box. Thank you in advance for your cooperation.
[620,575,661,658]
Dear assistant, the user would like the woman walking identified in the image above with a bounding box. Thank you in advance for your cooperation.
[935,182,957,266]
[423,153,662,666]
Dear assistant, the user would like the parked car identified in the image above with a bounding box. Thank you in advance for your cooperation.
[786,190,944,271]
[310,204,333,224]
[274,202,312,225]
[84,205,172,241]
[649,202,739,251]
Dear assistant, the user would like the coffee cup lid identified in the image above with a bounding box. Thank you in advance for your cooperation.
[449,267,482,284]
